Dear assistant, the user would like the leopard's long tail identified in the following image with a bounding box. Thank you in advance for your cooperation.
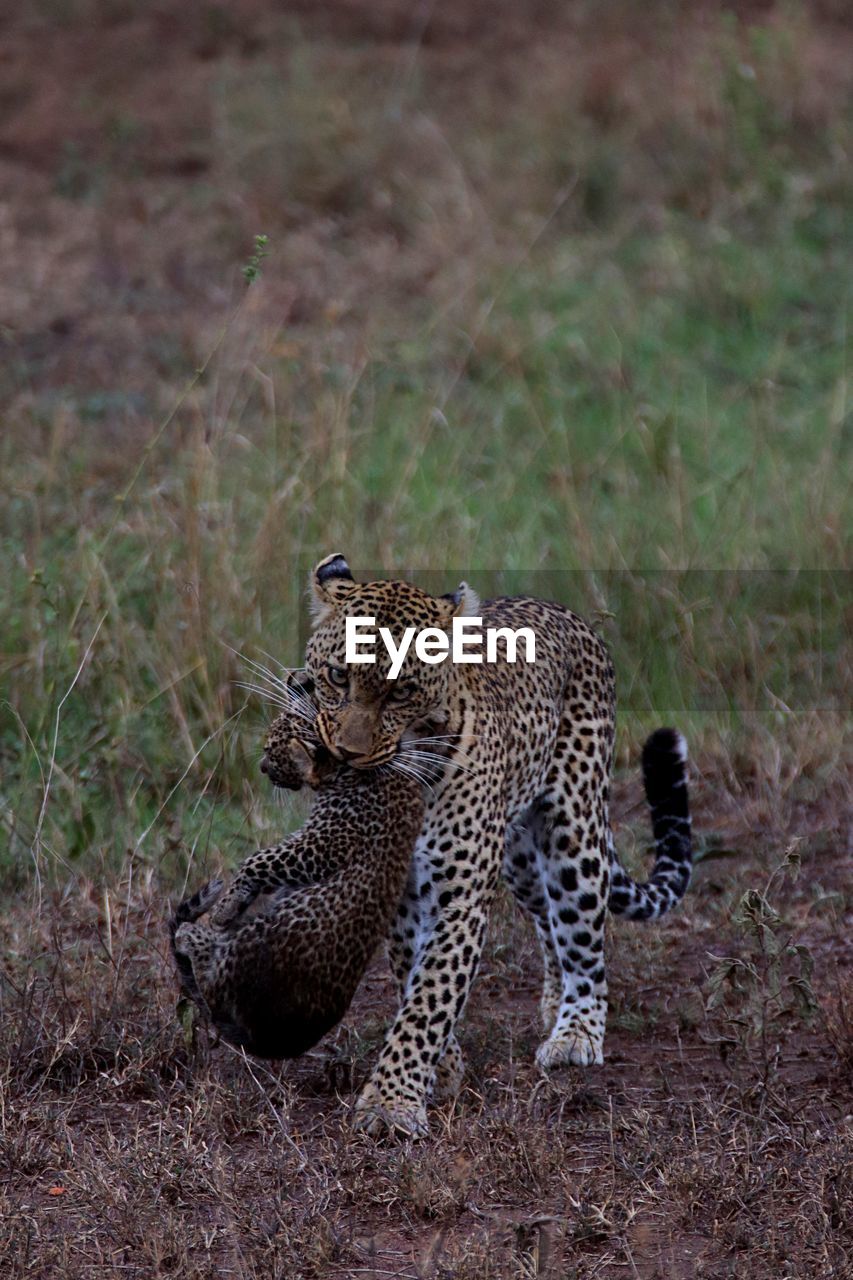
[607,728,692,921]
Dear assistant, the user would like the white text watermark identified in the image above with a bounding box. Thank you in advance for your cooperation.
[344,616,536,679]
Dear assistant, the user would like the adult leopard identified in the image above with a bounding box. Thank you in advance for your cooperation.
[303,554,692,1138]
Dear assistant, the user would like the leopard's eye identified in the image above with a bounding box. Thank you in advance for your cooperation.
[326,664,349,689]
[387,680,418,703]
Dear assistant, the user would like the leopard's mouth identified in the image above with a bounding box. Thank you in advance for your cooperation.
[314,714,397,769]
[342,747,397,769]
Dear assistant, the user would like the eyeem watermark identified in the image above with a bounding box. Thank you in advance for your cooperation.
[345,616,536,679]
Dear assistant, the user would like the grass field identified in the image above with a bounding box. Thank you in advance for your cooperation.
[1,2,851,1276]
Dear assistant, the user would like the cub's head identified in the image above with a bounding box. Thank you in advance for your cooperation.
[260,702,335,791]
[305,553,477,768]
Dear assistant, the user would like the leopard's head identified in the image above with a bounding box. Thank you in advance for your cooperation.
[260,703,336,790]
[304,553,477,769]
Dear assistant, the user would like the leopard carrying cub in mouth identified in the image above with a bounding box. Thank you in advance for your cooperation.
[172,556,692,1139]
[297,555,692,1137]
[170,707,430,1059]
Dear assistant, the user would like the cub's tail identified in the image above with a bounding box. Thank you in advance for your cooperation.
[608,728,692,921]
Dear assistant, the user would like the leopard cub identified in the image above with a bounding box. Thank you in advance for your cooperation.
[170,708,427,1059]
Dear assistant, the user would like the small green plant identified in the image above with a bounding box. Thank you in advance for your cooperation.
[242,233,270,285]
[705,844,819,1080]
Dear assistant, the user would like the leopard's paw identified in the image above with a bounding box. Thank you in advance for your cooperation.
[352,1087,429,1140]
[209,884,254,927]
[535,1019,604,1071]
[173,921,195,954]
[209,901,236,927]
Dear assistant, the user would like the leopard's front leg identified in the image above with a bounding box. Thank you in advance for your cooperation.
[386,880,465,1106]
[354,824,501,1140]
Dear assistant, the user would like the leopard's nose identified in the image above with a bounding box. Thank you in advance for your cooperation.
[259,754,270,775]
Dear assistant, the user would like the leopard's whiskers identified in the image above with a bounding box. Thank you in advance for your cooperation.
[386,755,438,796]
[231,650,316,720]
[288,690,320,722]
[255,649,320,721]
[230,647,292,696]
[257,650,318,710]
[405,735,479,766]
[257,645,298,674]
[400,746,478,778]
[405,750,477,776]
[409,734,474,746]
[231,672,316,723]
[233,681,292,712]
[235,684,316,726]
[256,647,306,684]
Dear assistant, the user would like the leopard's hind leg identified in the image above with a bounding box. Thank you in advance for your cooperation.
[530,670,615,1071]
[503,819,565,1034]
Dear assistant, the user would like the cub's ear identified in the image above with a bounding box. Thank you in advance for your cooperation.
[309,553,356,624]
[437,581,481,624]
[289,738,317,785]
[284,668,316,702]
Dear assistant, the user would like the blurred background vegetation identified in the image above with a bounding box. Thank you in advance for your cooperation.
[0,0,849,890]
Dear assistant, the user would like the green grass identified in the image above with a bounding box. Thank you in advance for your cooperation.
[1,4,849,892]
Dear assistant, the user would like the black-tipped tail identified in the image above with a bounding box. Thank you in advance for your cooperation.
[608,728,692,921]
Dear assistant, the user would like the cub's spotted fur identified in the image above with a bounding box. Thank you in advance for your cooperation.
[170,710,426,1059]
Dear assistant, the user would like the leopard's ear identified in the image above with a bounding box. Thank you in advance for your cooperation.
[309,554,356,624]
[437,581,480,625]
